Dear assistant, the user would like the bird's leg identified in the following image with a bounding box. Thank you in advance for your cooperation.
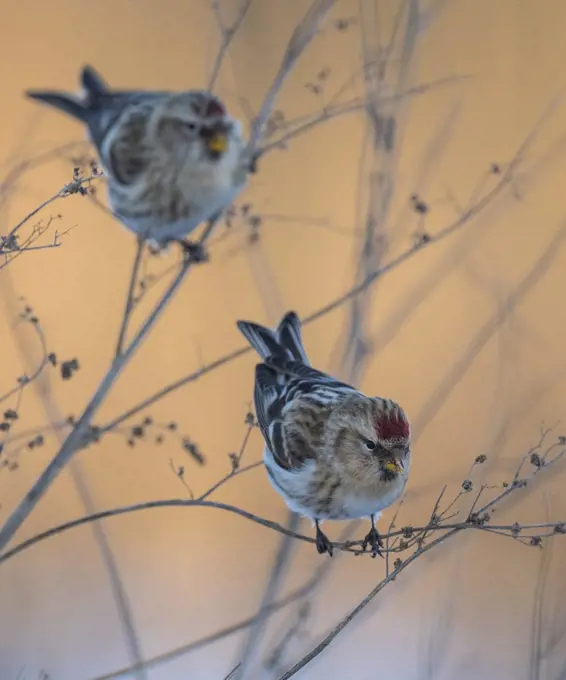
[315,519,333,557]
[362,515,384,558]
[198,213,221,245]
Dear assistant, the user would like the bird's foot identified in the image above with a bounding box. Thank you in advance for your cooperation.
[362,526,384,559]
[180,239,209,264]
[315,525,334,557]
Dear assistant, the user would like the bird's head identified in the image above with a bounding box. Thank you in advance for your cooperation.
[329,396,411,483]
[152,91,242,160]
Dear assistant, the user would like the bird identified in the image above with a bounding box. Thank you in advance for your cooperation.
[26,65,251,259]
[237,310,411,558]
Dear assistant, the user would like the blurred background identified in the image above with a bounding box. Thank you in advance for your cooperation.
[1,1,566,678]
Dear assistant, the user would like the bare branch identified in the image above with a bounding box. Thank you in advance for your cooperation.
[20,432,559,680]
[246,0,337,156]
[2,171,99,246]
[98,140,527,432]
[89,87,566,438]
[115,237,145,357]
[257,76,466,160]
[85,548,343,680]
[198,419,257,501]
[0,254,193,553]
[276,437,566,678]
[3,432,566,570]
[0,307,51,407]
[234,510,300,679]
[277,528,459,680]
[208,0,254,92]
[262,522,358,675]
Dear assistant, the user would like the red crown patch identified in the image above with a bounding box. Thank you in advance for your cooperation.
[189,93,226,119]
[376,409,410,441]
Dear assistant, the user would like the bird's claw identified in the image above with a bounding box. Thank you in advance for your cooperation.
[315,525,334,557]
[180,239,209,264]
[362,526,384,559]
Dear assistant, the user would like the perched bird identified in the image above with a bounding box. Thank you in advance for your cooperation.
[26,65,250,258]
[237,311,411,557]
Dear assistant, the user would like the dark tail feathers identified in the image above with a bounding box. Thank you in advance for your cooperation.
[26,65,110,122]
[237,311,310,365]
[80,65,110,100]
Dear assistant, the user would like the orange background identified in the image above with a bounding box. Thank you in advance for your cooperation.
[1,1,566,679]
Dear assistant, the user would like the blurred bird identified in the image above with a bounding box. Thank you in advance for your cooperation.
[237,311,411,557]
[27,65,250,259]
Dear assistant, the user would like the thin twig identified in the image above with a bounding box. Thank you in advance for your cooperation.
[208,0,254,92]
[234,510,300,679]
[0,268,147,680]
[115,237,144,357]
[246,0,337,156]
[276,527,462,680]
[93,87,566,434]
[3,173,99,244]
[223,663,242,680]
[0,257,193,553]
[169,459,195,499]
[198,430,259,501]
[86,550,341,680]
[194,464,265,502]
[24,436,559,680]
[275,438,566,677]
[257,76,465,159]
[97,148,519,433]
[3,499,565,568]
[385,500,403,577]
[0,317,49,406]
[409,217,566,439]
[262,522,358,675]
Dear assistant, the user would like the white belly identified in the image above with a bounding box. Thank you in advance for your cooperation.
[108,136,247,243]
[263,447,406,521]
[337,481,405,519]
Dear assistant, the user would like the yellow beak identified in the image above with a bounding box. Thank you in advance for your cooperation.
[382,460,403,474]
[208,133,228,154]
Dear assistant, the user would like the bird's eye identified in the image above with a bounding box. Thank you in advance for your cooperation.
[364,439,377,451]
[183,122,197,132]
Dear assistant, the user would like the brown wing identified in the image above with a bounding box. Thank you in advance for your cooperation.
[108,108,152,185]
[255,364,322,472]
